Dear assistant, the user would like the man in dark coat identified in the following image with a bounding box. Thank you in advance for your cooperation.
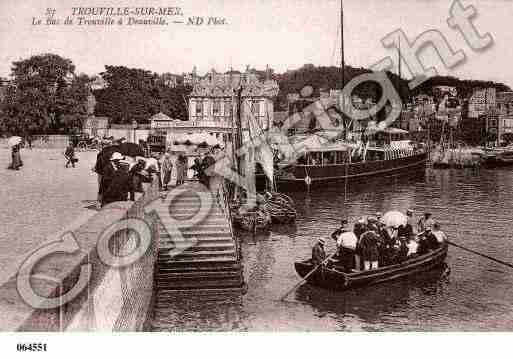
[360,224,380,270]
[64,143,76,168]
[101,152,130,207]
[191,158,206,185]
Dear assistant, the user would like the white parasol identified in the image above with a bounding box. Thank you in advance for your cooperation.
[205,134,219,146]
[382,210,407,228]
[8,136,22,147]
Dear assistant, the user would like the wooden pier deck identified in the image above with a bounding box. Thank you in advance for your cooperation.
[153,182,245,298]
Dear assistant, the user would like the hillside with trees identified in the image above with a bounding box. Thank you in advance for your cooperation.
[272,64,512,111]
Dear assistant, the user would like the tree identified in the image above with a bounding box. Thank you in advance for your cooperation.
[3,54,91,134]
[94,65,191,123]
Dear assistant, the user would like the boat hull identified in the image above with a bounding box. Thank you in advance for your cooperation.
[258,152,428,192]
[294,243,448,290]
[482,157,513,168]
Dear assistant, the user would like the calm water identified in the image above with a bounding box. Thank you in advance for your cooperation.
[153,167,513,331]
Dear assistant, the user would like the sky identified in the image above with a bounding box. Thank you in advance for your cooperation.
[0,0,512,88]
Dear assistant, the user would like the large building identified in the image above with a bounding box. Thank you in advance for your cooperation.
[187,67,279,140]
[145,68,279,149]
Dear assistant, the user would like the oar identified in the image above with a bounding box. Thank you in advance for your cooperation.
[279,252,337,301]
[446,239,513,269]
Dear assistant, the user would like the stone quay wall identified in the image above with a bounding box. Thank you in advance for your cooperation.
[13,175,161,331]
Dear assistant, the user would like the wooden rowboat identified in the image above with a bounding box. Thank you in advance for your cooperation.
[294,243,448,290]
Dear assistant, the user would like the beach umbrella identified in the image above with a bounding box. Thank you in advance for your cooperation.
[206,134,220,146]
[119,142,145,157]
[382,211,407,228]
[7,136,22,147]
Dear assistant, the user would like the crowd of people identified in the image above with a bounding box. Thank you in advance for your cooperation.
[312,210,447,272]
[92,137,225,208]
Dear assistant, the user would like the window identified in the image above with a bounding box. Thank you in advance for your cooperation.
[335,151,347,164]
[196,101,203,116]
[213,100,221,116]
[307,152,321,165]
[225,100,232,116]
[323,152,335,165]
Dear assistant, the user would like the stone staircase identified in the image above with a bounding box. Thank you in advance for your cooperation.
[153,182,245,297]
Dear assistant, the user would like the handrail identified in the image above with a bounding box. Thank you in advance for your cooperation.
[219,182,241,262]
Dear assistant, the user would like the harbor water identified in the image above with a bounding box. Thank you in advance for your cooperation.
[2,148,512,331]
[153,167,513,331]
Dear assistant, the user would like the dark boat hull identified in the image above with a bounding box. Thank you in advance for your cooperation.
[482,158,513,168]
[294,243,448,290]
[257,152,428,192]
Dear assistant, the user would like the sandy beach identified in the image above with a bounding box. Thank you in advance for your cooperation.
[0,148,99,282]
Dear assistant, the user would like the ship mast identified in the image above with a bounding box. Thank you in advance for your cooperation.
[340,0,345,90]
[340,0,348,139]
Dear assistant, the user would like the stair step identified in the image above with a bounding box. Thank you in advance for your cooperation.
[162,209,224,216]
[157,256,237,265]
[158,237,235,246]
[155,287,244,298]
[159,249,236,260]
[179,231,232,238]
[157,263,241,273]
[159,242,234,251]
[159,223,230,231]
[156,270,241,280]
[156,278,243,290]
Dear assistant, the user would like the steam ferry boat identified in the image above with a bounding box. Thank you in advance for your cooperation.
[256,128,428,192]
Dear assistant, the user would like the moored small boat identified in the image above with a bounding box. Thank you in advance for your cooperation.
[482,146,513,168]
[294,243,448,290]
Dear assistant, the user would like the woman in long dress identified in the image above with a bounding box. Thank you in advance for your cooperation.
[9,144,23,170]
[175,153,186,186]
[160,152,173,190]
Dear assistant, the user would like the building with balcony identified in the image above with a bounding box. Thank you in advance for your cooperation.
[144,68,279,150]
[187,67,279,143]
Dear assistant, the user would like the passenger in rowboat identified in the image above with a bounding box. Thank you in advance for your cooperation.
[353,218,367,271]
[431,222,447,244]
[311,238,326,266]
[418,212,435,233]
[417,227,439,255]
[406,209,417,236]
[353,217,367,240]
[330,219,349,242]
[406,236,419,257]
[375,212,384,224]
[359,224,380,270]
[333,220,358,271]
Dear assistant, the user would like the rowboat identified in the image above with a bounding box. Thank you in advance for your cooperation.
[294,243,448,290]
[481,146,513,167]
